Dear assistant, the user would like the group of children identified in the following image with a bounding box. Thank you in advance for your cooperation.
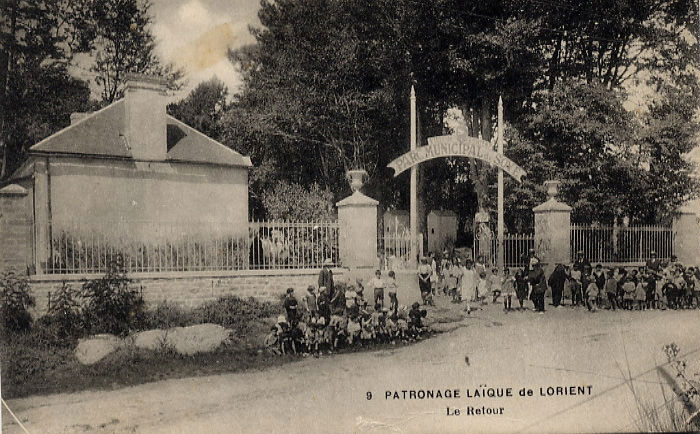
[265,273,429,356]
[566,262,700,312]
[431,255,528,313]
[426,252,700,314]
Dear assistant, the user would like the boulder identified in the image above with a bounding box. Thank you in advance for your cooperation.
[133,329,170,351]
[75,334,121,365]
[166,324,231,356]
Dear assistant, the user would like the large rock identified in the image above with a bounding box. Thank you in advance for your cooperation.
[132,329,170,351]
[75,334,121,365]
[166,324,231,356]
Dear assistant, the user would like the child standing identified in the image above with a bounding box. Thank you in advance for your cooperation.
[604,270,618,310]
[502,268,515,312]
[593,264,606,308]
[635,274,647,310]
[570,267,583,307]
[387,270,398,311]
[304,285,317,320]
[369,269,386,308]
[477,270,490,305]
[623,275,636,310]
[515,270,528,310]
[585,279,599,312]
[447,261,459,303]
[490,268,502,304]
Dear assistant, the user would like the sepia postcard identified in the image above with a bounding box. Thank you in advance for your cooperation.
[1,0,699,433]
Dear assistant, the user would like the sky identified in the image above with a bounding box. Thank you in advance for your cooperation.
[150,0,260,99]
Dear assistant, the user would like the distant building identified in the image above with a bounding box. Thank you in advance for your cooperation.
[383,209,409,235]
[427,210,457,253]
[3,74,252,274]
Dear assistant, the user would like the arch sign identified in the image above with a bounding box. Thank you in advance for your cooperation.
[387,134,527,181]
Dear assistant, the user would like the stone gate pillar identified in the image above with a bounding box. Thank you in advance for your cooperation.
[673,204,700,266]
[0,184,33,274]
[336,191,378,269]
[533,180,572,275]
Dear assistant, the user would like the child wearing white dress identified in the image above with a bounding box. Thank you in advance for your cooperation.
[502,268,515,312]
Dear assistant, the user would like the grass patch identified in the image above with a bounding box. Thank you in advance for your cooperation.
[1,296,446,399]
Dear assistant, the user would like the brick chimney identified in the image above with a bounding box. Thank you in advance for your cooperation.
[124,74,168,160]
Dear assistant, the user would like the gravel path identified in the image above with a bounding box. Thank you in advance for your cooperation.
[3,295,699,433]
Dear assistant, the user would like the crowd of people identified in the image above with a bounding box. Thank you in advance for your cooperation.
[422,249,700,314]
[265,260,429,356]
[265,250,700,355]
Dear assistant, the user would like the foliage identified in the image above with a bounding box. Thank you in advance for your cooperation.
[82,0,182,103]
[192,295,281,334]
[168,77,229,141]
[260,181,336,221]
[663,343,700,418]
[0,271,35,333]
[0,0,96,178]
[510,81,641,224]
[80,256,144,336]
[141,302,193,329]
[38,281,84,346]
[225,0,699,233]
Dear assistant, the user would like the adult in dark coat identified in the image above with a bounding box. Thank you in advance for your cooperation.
[318,258,335,297]
[528,261,547,313]
[573,251,591,274]
[548,263,567,307]
[317,286,331,323]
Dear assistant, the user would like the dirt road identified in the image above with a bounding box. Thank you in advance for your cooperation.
[3,300,699,433]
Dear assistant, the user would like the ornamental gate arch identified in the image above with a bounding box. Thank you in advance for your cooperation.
[386,96,526,267]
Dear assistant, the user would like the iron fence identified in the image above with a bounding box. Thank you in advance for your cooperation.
[490,233,535,269]
[570,224,674,263]
[378,228,416,270]
[41,219,339,275]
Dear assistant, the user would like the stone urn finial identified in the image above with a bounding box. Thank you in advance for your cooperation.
[346,169,368,192]
[544,180,561,200]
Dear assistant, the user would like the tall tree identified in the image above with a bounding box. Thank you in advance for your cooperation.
[84,0,182,103]
[167,77,229,141]
[224,0,699,231]
[0,0,94,179]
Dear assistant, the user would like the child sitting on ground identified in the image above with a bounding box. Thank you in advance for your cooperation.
[264,325,281,355]
[408,302,427,338]
[385,311,398,341]
[396,306,409,340]
[346,315,361,345]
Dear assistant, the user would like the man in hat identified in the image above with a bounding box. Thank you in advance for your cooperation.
[522,248,540,275]
[573,250,590,275]
[645,251,661,278]
[318,258,335,298]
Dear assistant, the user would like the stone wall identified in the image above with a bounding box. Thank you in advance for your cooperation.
[28,269,345,315]
[0,184,33,274]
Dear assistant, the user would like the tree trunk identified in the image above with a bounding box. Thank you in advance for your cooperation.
[0,0,18,180]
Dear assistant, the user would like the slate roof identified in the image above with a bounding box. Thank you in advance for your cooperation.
[29,99,252,168]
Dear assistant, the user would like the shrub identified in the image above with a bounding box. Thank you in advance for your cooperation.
[260,181,335,221]
[37,281,84,346]
[142,302,194,329]
[81,256,145,336]
[193,296,281,333]
[0,271,35,334]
